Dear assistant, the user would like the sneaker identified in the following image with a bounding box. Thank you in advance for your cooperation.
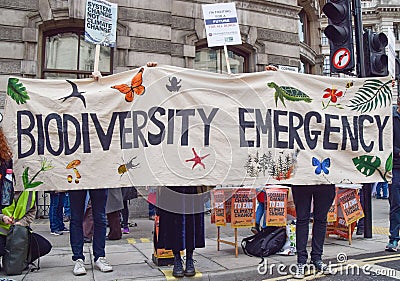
[385,241,398,252]
[50,230,63,236]
[94,257,113,272]
[73,259,86,276]
[61,227,69,233]
[122,227,129,234]
[312,260,333,275]
[293,263,305,279]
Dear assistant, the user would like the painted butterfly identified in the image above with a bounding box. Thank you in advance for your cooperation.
[111,68,145,102]
[312,157,330,175]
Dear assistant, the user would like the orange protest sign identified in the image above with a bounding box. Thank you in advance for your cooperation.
[212,189,226,226]
[230,188,256,228]
[338,189,364,225]
[327,188,338,223]
[266,188,288,227]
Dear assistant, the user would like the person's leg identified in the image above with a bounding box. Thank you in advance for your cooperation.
[121,200,129,229]
[260,202,267,229]
[83,200,94,241]
[252,201,263,233]
[57,192,66,231]
[64,192,71,219]
[28,233,52,263]
[376,183,382,199]
[310,184,335,263]
[388,168,400,250]
[107,211,122,240]
[69,190,86,261]
[291,186,313,265]
[382,182,389,199]
[49,192,64,234]
[89,189,107,261]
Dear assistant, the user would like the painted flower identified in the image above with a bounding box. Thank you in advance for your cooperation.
[323,88,343,103]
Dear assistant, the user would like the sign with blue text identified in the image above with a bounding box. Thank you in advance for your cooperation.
[84,0,118,47]
[202,2,242,47]
[3,65,393,191]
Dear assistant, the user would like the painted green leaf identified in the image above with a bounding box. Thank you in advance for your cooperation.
[352,155,381,177]
[22,167,29,189]
[7,77,30,105]
[347,79,392,113]
[385,153,393,173]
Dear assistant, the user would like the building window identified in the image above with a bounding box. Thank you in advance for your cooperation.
[42,27,113,79]
[298,10,310,45]
[323,56,330,76]
[394,23,400,41]
[321,33,328,46]
[194,45,249,74]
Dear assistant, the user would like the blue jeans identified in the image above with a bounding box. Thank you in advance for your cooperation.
[389,168,400,243]
[376,182,389,198]
[70,189,108,262]
[63,192,71,217]
[292,184,336,264]
[255,202,266,229]
[49,192,66,232]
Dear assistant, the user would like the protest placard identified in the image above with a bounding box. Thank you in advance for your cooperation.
[338,188,364,225]
[230,188,255,228]
[266,188,288,226]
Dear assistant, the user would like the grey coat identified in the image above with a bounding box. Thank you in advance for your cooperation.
[106,188,124,214]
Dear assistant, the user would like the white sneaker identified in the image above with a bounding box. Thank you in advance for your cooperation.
[94,257,113,272]
[73,259,86,276]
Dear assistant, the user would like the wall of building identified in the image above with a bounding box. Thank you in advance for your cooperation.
[0,0,326,109]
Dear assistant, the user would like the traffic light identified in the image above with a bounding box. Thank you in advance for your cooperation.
[363,29,388,77]
[323,0,355,73]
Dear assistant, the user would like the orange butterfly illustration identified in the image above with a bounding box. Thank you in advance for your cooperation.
[111,68,145,102]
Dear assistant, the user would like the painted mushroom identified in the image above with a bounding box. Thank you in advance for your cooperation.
[66,159,81,183]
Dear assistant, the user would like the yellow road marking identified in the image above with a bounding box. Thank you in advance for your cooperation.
[140,238,151,243]
[127,238,136,244]
[161,269,202,280]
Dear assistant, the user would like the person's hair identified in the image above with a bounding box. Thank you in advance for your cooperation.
[0,128,12,163]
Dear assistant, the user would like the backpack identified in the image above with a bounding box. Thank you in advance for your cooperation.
[241,226,286,262]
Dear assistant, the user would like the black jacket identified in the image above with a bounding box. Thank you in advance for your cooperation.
[393,106,400,169]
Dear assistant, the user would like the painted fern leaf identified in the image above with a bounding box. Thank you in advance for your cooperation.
[347,79,392,113]
[7,77,30,104]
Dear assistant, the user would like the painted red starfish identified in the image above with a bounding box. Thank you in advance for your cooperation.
[185,147,210,169]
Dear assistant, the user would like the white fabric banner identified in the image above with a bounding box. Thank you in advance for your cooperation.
[3,65,393,191]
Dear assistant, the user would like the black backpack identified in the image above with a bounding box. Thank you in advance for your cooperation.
[241,226,286,262]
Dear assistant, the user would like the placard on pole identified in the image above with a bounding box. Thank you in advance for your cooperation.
[85,0,118,74]
[202,3,242,74]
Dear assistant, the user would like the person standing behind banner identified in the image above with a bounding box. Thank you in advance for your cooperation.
[106,188,123,240]
[264,65,334,279]
[157,186,205,278]
[49,191,68,236]
[386,97,400,252]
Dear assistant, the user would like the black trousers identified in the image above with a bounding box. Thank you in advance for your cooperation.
[292,184,335,264]
[0,232,52,263]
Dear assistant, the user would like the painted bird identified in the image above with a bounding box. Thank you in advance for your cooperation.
[59,80,86,108]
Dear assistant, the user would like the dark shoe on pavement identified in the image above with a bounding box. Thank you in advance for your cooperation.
[172,253,184,278]
[356,228,364,235]
[83,237,92,243]
[311,260,333,275]
[184,251,196,277]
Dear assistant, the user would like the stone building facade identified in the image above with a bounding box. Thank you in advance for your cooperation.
[0,0,326,109]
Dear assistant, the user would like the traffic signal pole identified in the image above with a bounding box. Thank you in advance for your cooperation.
[352,0,372,238]
[352,0,366,78]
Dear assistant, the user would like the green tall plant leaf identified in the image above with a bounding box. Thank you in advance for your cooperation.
[352,155,381,177]
[7,78,30,104]
[347,79,392,113]
[385,153,393,173]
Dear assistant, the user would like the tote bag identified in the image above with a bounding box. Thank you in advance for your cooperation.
[3,225,30,275]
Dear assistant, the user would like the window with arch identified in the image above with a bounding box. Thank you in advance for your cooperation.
[194,42,249,73]
[298,9,310,45]
[42,27,113,79]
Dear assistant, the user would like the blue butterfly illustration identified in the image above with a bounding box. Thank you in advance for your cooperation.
[312,157,331,175]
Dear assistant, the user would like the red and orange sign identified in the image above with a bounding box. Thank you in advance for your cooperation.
[230,188,256,228]
[266,188,288,227]
[213,189,226,226]
[338,189,364,225]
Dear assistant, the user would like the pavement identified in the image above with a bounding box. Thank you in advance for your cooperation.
[0,197,393,281]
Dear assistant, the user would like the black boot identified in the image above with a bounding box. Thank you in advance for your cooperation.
[251,223,260,234]
[184,250,196,277]
[172,252,184,278]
